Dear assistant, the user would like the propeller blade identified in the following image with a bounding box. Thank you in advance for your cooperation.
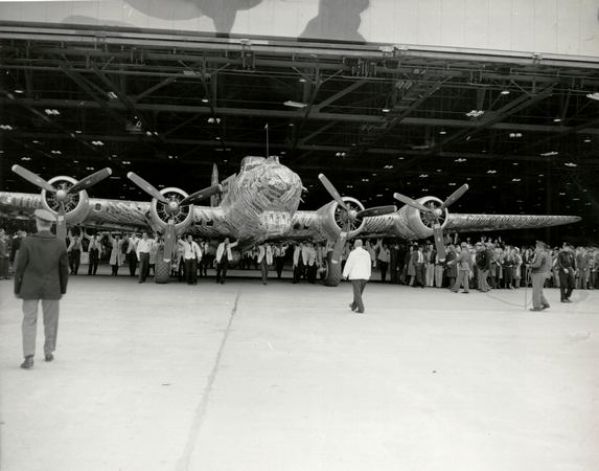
[56,202,67,242]
[356,205,397,218]
[393,192,431,213]
[126,172,168,203]
[68,167,113,194]
[162,222,177,263]
[433,224,446,262]
[180,184,223,206]
[441,183,469,209]
[318,173,349,212]
[11,165,56,193]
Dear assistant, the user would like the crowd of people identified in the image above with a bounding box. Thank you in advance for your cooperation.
[1,225,598,293]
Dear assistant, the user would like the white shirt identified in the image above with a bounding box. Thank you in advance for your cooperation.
[136,238,154,258]
[216,241,238,263]
[342,247,372,280]
[182,240,202,260]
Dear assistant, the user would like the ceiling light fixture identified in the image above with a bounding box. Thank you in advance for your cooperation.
[0,124,14,130]
[564,162,577,167]
[540,151,558,156]
[439,130,447,135]
[381,108,390,113]
[500,90,510,95]
[335,152,346,157]
[586,92,599,101]
[487,169,497,174]
[583,138,591,143]
[466,110,485,118]
[454,158,467,163]
[44,108,60,115]
[553,117,562,123]
[284,100,308,108]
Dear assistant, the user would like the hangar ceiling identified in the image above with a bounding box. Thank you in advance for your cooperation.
[1,23,598,238]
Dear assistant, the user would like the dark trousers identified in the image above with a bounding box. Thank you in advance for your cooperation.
[216,258,229,284]
[88,248,99,275]
[414,263,425,287]
[379,261,388,282]
[111,264,119,276]
[138,252,150,282]
[350,279,367,313]
[0,256,8,278]
[185,259,197,284]
[293,260,304,283]
[69,249,80,275]
[275,257,285,279]
[127,252,137,277]
[306,264,317,283]
[559,269,575,300]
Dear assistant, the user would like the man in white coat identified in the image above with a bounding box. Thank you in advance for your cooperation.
[342,239,372,314]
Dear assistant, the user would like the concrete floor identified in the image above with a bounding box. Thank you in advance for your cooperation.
[1,271,598,471]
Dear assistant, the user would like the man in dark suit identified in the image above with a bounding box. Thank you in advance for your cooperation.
[14,209,69,369]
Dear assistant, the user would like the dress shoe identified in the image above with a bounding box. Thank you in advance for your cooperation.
[45,353,54,362]
[349,303,357,312]
[529,307,543,311]
[355,309,365,314]
[541,304,550,310]
[20,356,34,369]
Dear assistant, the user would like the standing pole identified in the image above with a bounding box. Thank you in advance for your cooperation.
[265,123,269,158]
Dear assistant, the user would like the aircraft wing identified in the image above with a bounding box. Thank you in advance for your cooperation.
[0,191,230,236]
[358,210,581,239]
[443,213,582,233]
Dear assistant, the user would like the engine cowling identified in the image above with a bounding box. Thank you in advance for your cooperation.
[404,196,449,239]
[148,187,194,233]
[319,196,367,240]
[40,176,91,224]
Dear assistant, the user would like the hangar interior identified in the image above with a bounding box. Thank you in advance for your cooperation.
[0,20,598,242]
[1,3,599,471]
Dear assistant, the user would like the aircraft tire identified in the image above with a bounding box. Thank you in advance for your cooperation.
[323,251,342,287]
[154,252,171,284]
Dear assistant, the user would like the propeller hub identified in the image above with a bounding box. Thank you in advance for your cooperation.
[56,189,67,201]
[167,200,180,214]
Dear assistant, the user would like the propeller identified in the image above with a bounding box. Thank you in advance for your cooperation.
[11,165,112,241]
[126,172,222,262]
[392,192,430,213]
[180,184,222,206]
[393,184,469,262]
[126,172,168,203]
[440,184,469,210]
[318,173,349,212]
[318,173,397,236]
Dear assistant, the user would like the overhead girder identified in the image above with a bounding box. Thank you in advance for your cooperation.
[4,130,599,166]
[1,96,597,136]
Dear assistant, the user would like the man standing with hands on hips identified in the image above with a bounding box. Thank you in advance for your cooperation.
[342,239,371,314]
[14,209,69,369]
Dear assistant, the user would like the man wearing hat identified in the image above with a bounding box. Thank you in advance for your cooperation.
[13,209,69,369]
[529,240,551,311]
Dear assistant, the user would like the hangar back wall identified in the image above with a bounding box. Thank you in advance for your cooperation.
[0,0,598,57]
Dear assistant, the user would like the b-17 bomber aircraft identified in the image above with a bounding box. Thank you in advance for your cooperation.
[0,155,581,286]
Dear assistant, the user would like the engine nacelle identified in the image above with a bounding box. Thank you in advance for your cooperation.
[404,196,449,239]
[319,196,367,240]
[41,176,91,224]
[148,187,194,233]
